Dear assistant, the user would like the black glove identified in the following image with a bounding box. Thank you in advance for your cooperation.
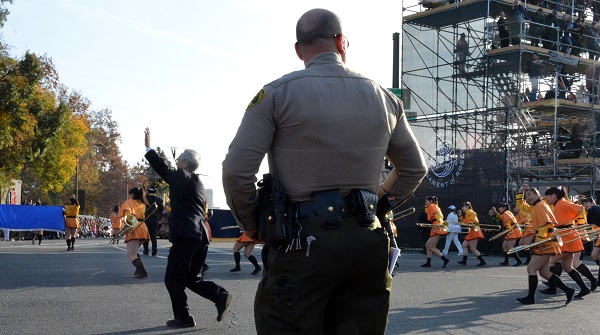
[377,194,398,249]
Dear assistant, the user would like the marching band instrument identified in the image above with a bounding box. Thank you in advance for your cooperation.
[489,224,530,241]
[459,223,501,232]
[417,222,448,233]
[539,230,600,251]
[220,225,242,230]
[388,207,416,222]
[507,234,564,254]
[109,203,158,244]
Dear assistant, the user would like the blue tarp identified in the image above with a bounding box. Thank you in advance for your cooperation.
[0,205,65,232]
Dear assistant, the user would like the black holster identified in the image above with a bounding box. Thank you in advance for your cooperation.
[256,173,292,248]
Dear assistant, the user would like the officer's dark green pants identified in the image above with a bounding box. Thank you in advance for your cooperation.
[255,215,392,335]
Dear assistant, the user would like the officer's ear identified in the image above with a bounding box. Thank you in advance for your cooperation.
[295,42,304,60]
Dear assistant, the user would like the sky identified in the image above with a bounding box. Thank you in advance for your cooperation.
[3,0,411,208]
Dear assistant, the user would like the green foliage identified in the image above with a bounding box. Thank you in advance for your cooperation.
[0,1,131,214]
[0,0,13,28]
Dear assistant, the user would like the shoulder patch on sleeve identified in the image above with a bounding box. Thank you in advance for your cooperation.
[246,89,265,110]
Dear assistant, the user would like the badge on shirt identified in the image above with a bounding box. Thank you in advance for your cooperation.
[246,89,265,110]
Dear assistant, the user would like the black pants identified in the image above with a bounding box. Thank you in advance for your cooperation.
[143,220,158,253]
[165,236,226,319]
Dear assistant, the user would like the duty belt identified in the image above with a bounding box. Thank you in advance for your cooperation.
[295,195,354,219]
[66,216,77,218]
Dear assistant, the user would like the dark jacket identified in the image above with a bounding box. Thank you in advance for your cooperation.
[145,149,205,242]
[587,205,600,226]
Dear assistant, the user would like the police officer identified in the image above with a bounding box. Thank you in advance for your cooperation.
[143,186,163,256]
[222,8,427,334]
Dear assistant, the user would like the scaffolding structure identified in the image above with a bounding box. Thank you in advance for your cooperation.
[401,0,600,209]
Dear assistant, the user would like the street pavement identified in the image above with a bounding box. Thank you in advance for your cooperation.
[1,238,599,335]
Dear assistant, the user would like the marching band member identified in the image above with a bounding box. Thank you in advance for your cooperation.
[581,198,600,285]
[457,202,486,266]
[516,184,574,305]
[110,205,121,238]
[118,188,150,278]
[421,196,450,268]
[63,195,80,251]
[442,205,464,256]
[513,205,534,264]
[542,187,597,297]
[491,203,522,266]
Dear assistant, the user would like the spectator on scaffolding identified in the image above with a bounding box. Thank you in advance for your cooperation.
[559,14,574,55]
[526,53,544,99]
[529,8,545,47]
[498,11,510,47]
[571,118,590,158]
[510,0,528,46]
[455,32,469,74]
[571,15,585,57]
[543,9,559,50]
[585,21,600,60]
[557,66,572,99]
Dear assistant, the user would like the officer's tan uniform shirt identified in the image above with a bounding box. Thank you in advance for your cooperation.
[223,52,427,230]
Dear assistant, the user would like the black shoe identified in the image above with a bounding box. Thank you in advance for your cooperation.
[576,288,591,299]
[229,267,241,272]
[251,266,262,275]
[591,280,598,292]
[143,251,149,256]
[166,316,196,328]
[420,263,431,267]
[152,250,157,256]
[513,261,523,267]
[499,261,509,266]
[442,258,449,268]
[216,292,232,322]
[67,246,70,251]
[517,297,536,305]
[542,281,550,287]
[476,261,486,267]
[565,287,575,305]
[201,264,209,277]
[539,287,557,295]
[457,260,466,266]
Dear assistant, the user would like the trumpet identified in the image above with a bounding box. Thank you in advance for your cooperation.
[507,234,564,254]
[109,203,158,244]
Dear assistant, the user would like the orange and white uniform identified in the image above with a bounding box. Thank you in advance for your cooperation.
[118,199,149,243]
[528,199,561,255]
[551,198,585,253]
[110,212,122,230]
[64,204,80,229]
[462,209,483,240]
[496,210,522,240]
[426,203,446,237]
